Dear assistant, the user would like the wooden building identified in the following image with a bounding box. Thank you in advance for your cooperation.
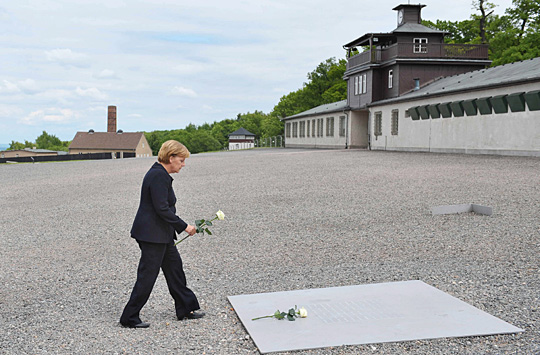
[228,127,255,150]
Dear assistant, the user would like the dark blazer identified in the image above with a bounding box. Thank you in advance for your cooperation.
[130,162,188,243]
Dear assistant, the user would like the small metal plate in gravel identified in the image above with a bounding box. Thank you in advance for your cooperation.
[228,280,522,353]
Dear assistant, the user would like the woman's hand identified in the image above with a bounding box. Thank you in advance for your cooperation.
[185,224,197,236]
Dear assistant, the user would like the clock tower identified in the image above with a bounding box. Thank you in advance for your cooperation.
[393,4,425,26]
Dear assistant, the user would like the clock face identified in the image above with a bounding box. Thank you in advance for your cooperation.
[398,9,404,24]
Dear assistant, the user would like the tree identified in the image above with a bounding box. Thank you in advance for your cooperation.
[35,131,62,150]
[473,0,496,43]
[185,130,222,154]
[8,141,26,150]
[424,0,540,66]
[272,57,347,119]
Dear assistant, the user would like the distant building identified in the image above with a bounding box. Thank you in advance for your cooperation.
[68,106,152,158]
[0,148,67,159]
[282,3,540,157]
[228,127,255,150]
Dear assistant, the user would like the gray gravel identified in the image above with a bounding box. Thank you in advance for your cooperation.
[0,148,539,354]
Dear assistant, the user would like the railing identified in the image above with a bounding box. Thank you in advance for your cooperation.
[347,43,489,70]
[255,135,284,148]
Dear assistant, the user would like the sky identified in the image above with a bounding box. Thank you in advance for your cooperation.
[0,0,513,144]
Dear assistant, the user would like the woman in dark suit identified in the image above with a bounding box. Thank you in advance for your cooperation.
[120,140,204,328]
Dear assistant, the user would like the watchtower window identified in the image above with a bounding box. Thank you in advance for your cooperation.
[414,38,428,53]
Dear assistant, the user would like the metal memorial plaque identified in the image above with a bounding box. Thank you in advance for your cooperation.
[228,281,522,353]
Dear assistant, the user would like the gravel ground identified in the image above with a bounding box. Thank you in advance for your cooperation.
[0,148,539,354]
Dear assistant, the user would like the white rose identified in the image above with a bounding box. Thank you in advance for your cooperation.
[216,210,225,220]
[299,307,308,318]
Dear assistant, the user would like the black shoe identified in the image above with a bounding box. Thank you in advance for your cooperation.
[120,321,150,328]
[179,311,205,320]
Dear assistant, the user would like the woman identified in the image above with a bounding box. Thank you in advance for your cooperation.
[120,140,204,328]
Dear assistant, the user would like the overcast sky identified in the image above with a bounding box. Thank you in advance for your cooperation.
[0,0,513,144]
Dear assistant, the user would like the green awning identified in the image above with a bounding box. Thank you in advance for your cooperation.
[507,92,526,112]
[409,106,420,120]
[450,101,464,117]
[428,104,441,119]
[418,105,430,120]
[476,97,492,115]
[439,102,452,118]
[524,90,540,111]
[490,95,508,114]
[462,99,477,116]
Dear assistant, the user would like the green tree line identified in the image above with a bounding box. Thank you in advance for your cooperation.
[8,131,70,152]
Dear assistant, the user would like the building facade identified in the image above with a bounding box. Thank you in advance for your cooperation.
[0,148,65,159]
[282,3,540,157]
[68,106,153,158]
[369,60,540,156]
[228,127,255,150]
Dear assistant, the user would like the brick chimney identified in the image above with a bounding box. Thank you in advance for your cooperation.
[107,106,117,133]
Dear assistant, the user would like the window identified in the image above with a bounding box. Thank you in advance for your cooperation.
[388,70,393,89]
[312,119,316,137]
[292,122,298,138]
[286,123,291,138]
[300,121,306,137]
[374,112,382,136]
[318,118,323,137]
[307,120,310,137]
[354,75,366,95]
[339,116,346,137]
[391,109,399,135]
[362,73,367,93]
[414,38,428,53]
[326,117,334,137]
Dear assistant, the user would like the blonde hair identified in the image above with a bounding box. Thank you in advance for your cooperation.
[157,140,190,163]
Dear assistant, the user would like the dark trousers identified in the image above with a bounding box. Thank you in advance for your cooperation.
[120,240,200,325]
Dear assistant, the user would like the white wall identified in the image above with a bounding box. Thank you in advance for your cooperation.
[229,142,254,150]
[284,112,348,149]
[369,82,540,156]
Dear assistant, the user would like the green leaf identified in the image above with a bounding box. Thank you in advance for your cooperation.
[196,227,203,233]
[288,308,296,317]
[287,314,295,321]
[205,228,212,235]
[206,220,213,226]
[274,310,285,319]
[195,220,203,227]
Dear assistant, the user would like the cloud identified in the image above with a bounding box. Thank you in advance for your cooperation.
[202,104,222,114]
[35,89,74,105]
[19,108,78,125]
[170,86,197,98]
[94,69,119,79]
[0,80,20,94]
[45,48,90,67]
[0,104,23,118]
[0,79,40,95]
[172,62,206,75]
[75,87,108,101]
